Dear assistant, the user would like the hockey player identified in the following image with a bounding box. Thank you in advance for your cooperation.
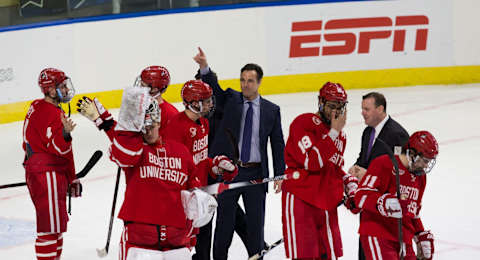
[22,68,81,260]
[163,80,238,188]
[281,82,357,259]
[134,65,179,135]
[163,80,238,259]
[353,131,438,260]
[77,86,220,260]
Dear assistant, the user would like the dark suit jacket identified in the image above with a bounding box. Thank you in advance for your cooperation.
[355,116,409,169]
[200,69,286,181]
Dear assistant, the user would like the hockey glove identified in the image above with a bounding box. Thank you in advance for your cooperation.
[68,179,82,198]
[212,155,238,182]
[77,97,113,130]
[377,193,402,218]
[414,230,434,260]
[343,174,358,197]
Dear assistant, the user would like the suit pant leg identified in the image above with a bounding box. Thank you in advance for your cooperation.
[233,203,250,248]
[193,219,213,260]
[241,184,266,257]
[213,188,241,260]
[359,238,366,260]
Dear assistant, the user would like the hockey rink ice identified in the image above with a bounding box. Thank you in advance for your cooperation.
[1,84,479,259]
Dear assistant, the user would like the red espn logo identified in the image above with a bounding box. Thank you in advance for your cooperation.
[289,15,428,57]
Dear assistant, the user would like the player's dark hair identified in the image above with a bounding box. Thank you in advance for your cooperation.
[241,63,263,82]
[362,92,387,113]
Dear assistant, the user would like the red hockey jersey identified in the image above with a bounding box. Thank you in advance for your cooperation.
[22,99,75,182]
[163,112,212,186]
[282,113,347,210]
[106,128,200,228]
[354,154,427,243]
[158,100,179,136]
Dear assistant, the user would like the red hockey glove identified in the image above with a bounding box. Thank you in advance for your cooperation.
[69,179,82,198]
[77,96,113,129]
[414,230,434,260]
[343,174,358,197]
[342,174,360,214]
[344,195,361,214]
[377,193,402,218]
[212,155,238,182]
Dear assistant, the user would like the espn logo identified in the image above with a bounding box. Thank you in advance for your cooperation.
[289,15,428,57]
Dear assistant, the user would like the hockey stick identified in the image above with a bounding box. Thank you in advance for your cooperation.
[0,150,103,190]
[376,138,404,260]
[97,167,122,257]
[249,238,284,260]
[198,171,300,195]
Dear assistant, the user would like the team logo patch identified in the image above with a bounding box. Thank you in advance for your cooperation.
[190,127,197,137]
[392,168,405,176]
[312,116,321,126]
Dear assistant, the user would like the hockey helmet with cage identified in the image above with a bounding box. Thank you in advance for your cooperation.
[181,80,213,103]
[405,130,439,175]
[181,80,214,115]
[38,68,67,93]
[319,82,348,103]
[140,66,170,90]
[38,68,75,103]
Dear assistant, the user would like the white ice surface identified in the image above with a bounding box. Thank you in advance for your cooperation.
[1,84,480,259]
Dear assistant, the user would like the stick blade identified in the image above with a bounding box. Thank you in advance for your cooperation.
[96,248,108,257]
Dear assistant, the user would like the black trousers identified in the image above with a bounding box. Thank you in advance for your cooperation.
[359,239,366,260]
[213,168,266,260]
[193,204,252,260]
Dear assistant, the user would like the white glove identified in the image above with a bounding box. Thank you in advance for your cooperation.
[181,189,217,228]
[377,193,402,218]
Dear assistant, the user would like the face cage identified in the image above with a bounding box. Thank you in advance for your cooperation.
[407,149,436,176]
[143,99,161,133]
[56,78,75,103]
[186,96,215,117]
[318,99,347,122]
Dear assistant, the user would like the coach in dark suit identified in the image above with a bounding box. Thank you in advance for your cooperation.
[194,48,285,260]
[348,92,409,260]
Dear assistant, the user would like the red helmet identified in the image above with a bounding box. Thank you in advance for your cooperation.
[141,66,170,90]
[38,68,67,94]
[181,80,213,103]
[319,82,348,103]
[407,131,439,159]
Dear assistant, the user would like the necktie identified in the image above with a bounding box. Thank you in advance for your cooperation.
[241,102,253,163]
[366,127,376,159]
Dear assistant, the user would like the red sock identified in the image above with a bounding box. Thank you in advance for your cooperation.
[55,234,63,259]
[35,233,59,260]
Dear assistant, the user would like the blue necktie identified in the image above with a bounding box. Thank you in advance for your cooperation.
[241,102,253,163]
[366,127,376,159]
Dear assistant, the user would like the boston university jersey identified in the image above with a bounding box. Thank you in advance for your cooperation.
[163,112,212,186]
[158,100,179,136]
[106,129,200,228]
[282,113,347,210]
[22,99,75,181]
[354,154,427,243]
